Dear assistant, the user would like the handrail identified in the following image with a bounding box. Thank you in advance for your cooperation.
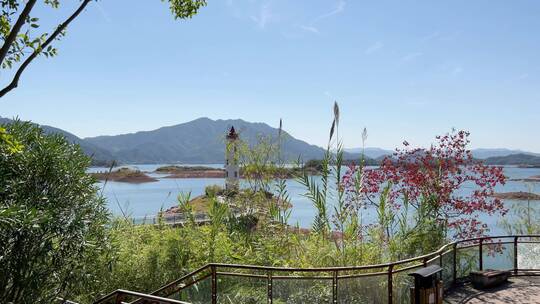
[160,235,540,273]
[93,235,540,304]
[94,289,192,304]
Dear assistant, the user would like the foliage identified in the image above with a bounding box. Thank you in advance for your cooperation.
[205,184,224,197]
[501,183,540,234]
[238,134,280,193]
[0,0,206,98]
[0,121,110,303]
[343,129,508,257]
[0,126,23,154]
[296,102,370,265]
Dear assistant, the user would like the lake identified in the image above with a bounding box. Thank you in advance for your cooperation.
[90,165,540,235]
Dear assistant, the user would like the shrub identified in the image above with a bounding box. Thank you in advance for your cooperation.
[205,184,224,197]
[0,121,110,303]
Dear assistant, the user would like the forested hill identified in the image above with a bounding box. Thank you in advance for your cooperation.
[84,118,366,164]
[483,153,540,166]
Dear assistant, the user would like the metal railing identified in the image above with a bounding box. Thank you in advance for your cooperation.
[94,235,540,304]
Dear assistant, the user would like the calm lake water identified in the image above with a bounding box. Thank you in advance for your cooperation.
[89,165,540,235]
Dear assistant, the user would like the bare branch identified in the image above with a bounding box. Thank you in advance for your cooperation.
[0,0,38,65]
[0,0,92,99]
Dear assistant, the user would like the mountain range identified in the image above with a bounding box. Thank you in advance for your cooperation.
[2,116,540,166]
[85,117,342,164]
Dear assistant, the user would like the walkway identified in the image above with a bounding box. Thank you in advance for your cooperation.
[444,276,540,304]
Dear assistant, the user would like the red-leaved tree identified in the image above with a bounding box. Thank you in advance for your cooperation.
[343,130,507,242]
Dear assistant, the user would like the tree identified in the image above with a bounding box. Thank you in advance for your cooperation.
[0,121,110,303]
[0,0,206,99]
[343,130,507,254]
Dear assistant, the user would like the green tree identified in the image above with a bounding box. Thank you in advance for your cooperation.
[0,0,206,98]
[0,121,110,303]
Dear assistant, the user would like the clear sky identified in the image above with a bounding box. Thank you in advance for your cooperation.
[1,0,539,152]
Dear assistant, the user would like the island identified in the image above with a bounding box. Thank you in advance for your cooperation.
[155,165,226,178]
[509,175,540,182]
[90,168,158,183]
[154,164,322,179]
[491,192,540,200]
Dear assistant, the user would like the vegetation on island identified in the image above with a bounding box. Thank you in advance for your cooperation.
[2,104,535,303]
[91,167,158,183]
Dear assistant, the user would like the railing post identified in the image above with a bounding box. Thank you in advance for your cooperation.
[453,243,457,285]
[439,253,443,283]
[267,271,272,304]
[479,239,483,271]
[514,236,519,275]
[332,270,338,304]
[388,265,393,304]
[115,292,123,304]
[211,265,217,304]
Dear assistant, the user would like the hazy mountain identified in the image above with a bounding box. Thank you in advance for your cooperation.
[483,153,540,166]
[85,118,345,164]
[471,148,540,159]
[0,117,115,166]
[4,116,540,165]
[345,146,540,160]
[344,147,393,159]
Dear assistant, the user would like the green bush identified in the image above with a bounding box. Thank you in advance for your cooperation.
[205,184,224,197]
[0,121,110,303]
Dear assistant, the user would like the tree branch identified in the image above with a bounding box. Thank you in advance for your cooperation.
[0,0,38,65]
[0,0,92,99]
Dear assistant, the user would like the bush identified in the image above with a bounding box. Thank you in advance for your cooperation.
[0,121,110,303]
[205,184,224,197]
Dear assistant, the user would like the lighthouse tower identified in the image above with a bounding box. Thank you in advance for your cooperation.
[225,126,239,191]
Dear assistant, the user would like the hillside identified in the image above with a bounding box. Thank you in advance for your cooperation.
[483,153,540,166]
[85,118,362,164]
[344,147,540,160]
[0,117,115,166]
[471,148,540,159]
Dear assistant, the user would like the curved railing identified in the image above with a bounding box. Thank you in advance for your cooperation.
[94,235,540,304]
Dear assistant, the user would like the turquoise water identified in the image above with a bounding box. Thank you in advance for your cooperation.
[91,165,540,233]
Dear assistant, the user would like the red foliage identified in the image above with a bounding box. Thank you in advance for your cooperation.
[342,130,507,240]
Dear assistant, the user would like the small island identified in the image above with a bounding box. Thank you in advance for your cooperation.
[154,163,322,179]
[155,165,227,178]
[90,168,158,184]
[517,165,540,169]
[492,191,540,200]
[509,175,540,182]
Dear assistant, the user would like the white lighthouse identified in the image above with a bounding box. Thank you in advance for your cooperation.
[225,126,240,191]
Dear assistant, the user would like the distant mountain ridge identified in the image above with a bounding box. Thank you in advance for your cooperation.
[483,153,540,166]
[344,147,393,159]
[345,147,540,159]
[2,116,540,165]
[85,117,363,164]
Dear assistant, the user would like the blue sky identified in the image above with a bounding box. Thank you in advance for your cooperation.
[1,0,539,151]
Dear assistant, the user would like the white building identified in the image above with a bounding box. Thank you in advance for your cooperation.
[225,126,239,191]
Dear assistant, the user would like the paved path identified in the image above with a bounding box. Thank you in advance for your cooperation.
[444,276,540,304]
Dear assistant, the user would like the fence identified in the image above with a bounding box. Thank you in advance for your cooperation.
[93,235,540,304]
